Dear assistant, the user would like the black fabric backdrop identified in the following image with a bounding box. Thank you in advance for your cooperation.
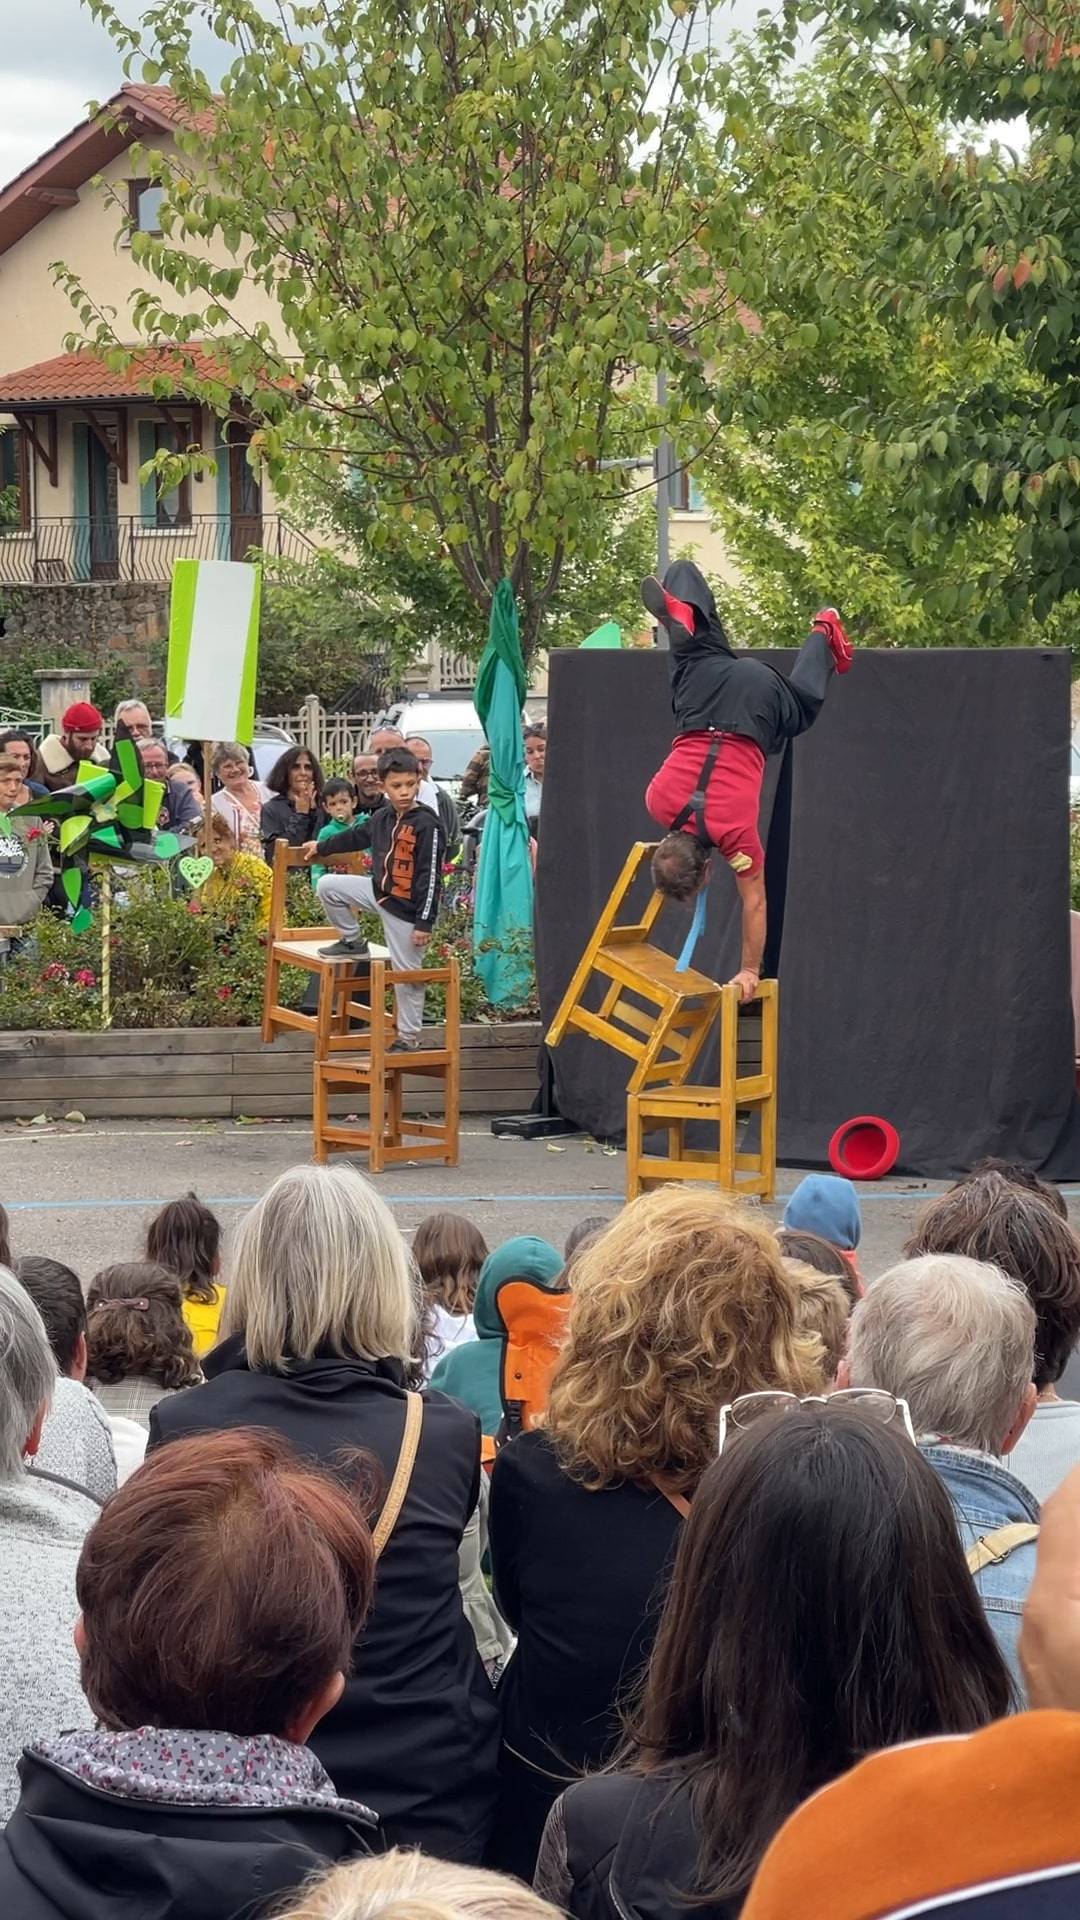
[535,646,1080,1178]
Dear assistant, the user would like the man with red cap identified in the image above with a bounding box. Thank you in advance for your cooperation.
[38,702,108,793]
[642,561,852,1000]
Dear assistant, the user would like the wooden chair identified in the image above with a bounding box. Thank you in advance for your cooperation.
[261,841,388,1045]
[626,978,779,1201]
[546,841,725,1093]
[313,956,461,1172]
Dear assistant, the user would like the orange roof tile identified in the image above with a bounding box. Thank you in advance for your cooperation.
[0,345,230,406]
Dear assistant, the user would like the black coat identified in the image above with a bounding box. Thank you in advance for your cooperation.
[663,559,817,752]
[539,1770,740,1920]
[0,1749,377,1920]
[485,1430,683,1878]
[260,793,325,862]
[148,1340,500,1861]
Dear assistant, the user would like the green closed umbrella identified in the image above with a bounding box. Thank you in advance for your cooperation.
[473,580,534,1006]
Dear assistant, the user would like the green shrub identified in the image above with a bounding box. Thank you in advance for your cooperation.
[0,863,536,1029]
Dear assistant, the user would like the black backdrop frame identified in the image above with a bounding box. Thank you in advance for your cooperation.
[534,646,1080,1179]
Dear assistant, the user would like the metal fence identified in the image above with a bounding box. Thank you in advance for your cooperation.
[0,514,316,585]
[258,699,380,761]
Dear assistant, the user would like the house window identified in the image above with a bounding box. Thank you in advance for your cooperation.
[674,467,707,514]
[0,425,29,531]
[154,423,191,528]
[129,178,165,234]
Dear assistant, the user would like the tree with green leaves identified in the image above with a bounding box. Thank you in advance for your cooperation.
[717,0,1080,634]
[695,48,1048,649]
[70,0,760,659]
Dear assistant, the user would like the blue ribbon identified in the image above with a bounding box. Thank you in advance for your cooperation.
[676,888,707,973]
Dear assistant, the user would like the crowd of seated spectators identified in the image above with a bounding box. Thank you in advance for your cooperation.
[0,1156,1078,1917]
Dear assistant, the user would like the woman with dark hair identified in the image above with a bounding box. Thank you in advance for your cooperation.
[261,746,326,863]
[536,1399,1011,1920]
[0,1428,379,1918]
[87,1261,202,1480]
[0,730,46,798]
[906,1169,1080,1502]
[144,1191,226,1358]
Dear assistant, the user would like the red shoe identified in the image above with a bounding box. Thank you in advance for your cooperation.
[641,576,696,649]
[814,607,853,674]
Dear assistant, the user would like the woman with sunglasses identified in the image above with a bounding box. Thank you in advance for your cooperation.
[536,1396,1011,1920]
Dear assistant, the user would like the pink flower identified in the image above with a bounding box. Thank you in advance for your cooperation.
[41,963,69,983]
[216,986,232,1001]
[73,969,97,988]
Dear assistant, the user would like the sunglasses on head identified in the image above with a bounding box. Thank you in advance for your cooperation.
[718,1388,915,1454]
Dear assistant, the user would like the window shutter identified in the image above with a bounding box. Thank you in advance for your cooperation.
[138,421,157,526]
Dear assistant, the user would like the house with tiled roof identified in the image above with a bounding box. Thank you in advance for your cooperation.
[0,84,312,592]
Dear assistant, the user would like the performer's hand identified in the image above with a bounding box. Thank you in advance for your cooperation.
[299,841,319,863]
[728,968,761,1003]
[412,928,431,948]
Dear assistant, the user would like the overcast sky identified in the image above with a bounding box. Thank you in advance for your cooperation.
[2,0,772,186]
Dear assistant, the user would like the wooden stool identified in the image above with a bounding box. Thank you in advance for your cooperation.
[261,842,389,1044]
[546,842,724,1093]
[313,956,461,1172]
[626,978,779,1201]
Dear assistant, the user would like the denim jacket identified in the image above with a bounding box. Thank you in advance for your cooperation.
[920,1443,1039,1706]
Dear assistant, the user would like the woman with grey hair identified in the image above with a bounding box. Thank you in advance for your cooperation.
[147,1163,499,1862]
[0,1266,94,1821]
[210,742,269,855]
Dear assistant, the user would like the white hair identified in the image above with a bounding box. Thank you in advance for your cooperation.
[221,1164,419,1372]
[0,1267,55,1479]
[847,1253,1036,1453]
[280,1849,563,1920]
[113,699,151,726]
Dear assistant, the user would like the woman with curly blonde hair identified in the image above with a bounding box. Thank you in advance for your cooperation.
[486,1185,824,1880]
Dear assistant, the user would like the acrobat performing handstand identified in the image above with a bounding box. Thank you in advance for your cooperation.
[642,560,852,1001]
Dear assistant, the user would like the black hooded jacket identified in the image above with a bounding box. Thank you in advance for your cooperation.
[0,1746,377,1920]
[538,1770,740,1920]
[662,561,819,755]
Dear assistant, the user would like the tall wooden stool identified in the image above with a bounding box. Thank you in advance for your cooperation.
[313,956,461,1172]
[261,842,388,1044]
[546,842,724,1093]
[626,978,779,1201]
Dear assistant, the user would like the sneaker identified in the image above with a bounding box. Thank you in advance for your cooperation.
[814,607,854,675]
[641,575,696,650]
[319,935,371,960]
[388,1037,422,1054]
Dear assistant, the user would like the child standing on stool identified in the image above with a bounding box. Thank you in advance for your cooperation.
[303,747,442,1053]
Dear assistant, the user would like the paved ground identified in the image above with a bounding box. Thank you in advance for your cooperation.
[8,1112,1079,1265]
[8,1114,1080,1392]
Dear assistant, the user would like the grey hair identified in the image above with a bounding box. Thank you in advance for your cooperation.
[0,1266,56,1478]
[212,742,251,771]
[847,1253,1036,1453]
[221,1164,419,1372]
[113,698,151,725]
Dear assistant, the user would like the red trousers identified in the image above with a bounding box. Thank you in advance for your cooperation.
[646,731,766,877]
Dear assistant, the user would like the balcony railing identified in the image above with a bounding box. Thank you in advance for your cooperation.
[0,514,317,586]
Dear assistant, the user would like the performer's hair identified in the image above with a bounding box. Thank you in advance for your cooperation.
[652,832,711,902]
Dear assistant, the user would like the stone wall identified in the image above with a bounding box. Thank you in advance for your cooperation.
[2,582,169,698]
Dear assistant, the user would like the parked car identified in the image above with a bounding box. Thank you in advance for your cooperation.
[164,725,296,789]
[379,694,547,794]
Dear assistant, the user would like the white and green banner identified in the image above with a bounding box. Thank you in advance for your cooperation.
[165,558,262,744]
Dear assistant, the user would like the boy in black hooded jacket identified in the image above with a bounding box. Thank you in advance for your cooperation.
[304,748,442,1052]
